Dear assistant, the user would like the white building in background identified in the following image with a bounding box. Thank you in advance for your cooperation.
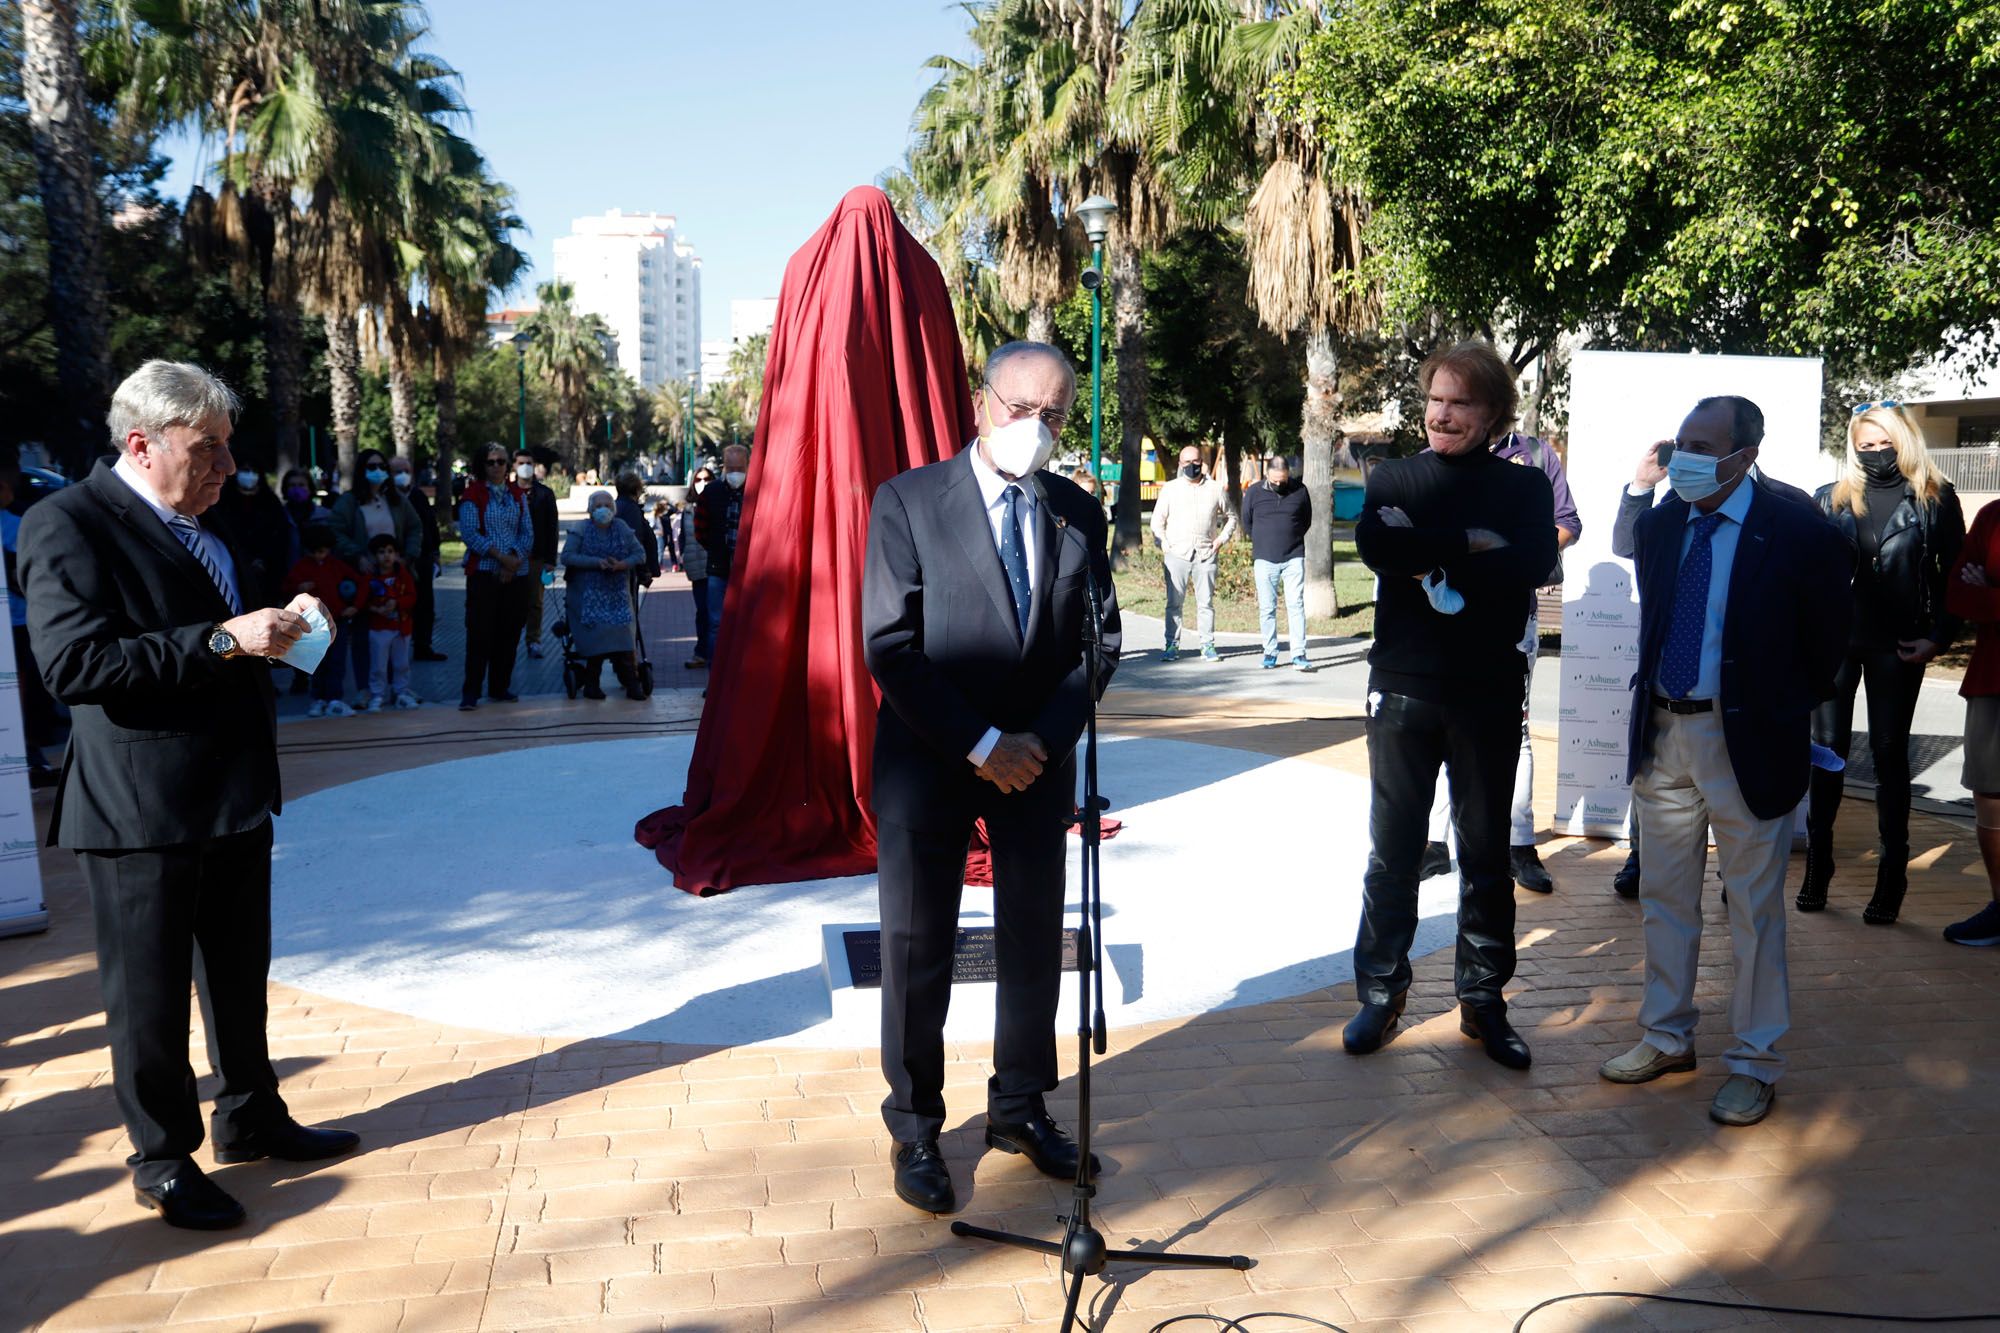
[700,339,734,389]
[553,210,702,391]
[730,298,779,346]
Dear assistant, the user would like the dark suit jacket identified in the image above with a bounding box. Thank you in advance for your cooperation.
[19,463,281,850]
[1622,473,1853,819]
[863,452,1122,833]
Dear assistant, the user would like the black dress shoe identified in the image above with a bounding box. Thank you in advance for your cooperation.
[1613,848,1641,900]
[489,691,520,703]
[1459,1002,1532,1070]
[1420,840,1452,879]
[1510,844,1555,893]
[414,648,448,662]
[213,1119,359,1165]
[892,1139,955,1213]
[136,1165,245,1230]
[986,1113,1099,1180]
[1342,990,1408,1055]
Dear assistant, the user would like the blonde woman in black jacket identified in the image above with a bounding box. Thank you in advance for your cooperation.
[1798,403,1965,922]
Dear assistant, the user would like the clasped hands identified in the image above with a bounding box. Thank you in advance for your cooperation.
[976,732,1048,794]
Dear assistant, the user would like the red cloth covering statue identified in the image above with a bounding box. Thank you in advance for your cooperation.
[635,187,976,894]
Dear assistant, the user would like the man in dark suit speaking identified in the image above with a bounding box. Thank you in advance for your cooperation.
[1600,395,1851,1126]
[20,361,359,1229]
[862,341,1120,1215]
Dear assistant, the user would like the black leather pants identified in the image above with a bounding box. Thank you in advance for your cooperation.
[1356,685,1523,1009]
[1809,643,1926,854]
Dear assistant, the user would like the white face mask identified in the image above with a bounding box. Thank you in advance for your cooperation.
[982,405,1056,479]
[725,470,746,488]
[1667,448,1744,504]
[515,463,535,482]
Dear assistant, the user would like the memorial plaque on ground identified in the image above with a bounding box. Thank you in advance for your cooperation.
[842,927,1081,989]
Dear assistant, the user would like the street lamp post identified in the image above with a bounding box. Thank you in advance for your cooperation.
[1075,195,1119,495]
[512,328,536,454]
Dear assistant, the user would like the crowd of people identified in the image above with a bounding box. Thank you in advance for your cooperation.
[6,347,2000,1232]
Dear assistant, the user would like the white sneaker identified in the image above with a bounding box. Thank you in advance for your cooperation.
[306,700,327,718]
[395,691,420,709]
[325,699,354,717]
[366,696,385,712]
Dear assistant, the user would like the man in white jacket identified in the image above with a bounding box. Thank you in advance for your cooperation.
[1150,444,1237,662]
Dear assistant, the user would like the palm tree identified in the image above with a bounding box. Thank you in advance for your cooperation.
[415,162,527,484]
[725,333,768,428]
[114,0,436,475]
[1232,4,1380,618]
[20,0,110,474]
[517,280,608,464]
[649,376,692,449]
[880,157,1015,373]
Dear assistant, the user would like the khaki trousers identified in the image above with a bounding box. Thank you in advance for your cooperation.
[1632,706,1791,1084]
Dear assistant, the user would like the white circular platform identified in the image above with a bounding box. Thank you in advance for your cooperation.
[268,735,1460,1048]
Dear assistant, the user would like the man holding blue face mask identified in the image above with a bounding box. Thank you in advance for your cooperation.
[19,360,359,1231]
[1602,396,1852,1127]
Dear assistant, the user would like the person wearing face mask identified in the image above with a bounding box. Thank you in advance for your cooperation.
[560,489,648,699]
[861,340,1121,1216]
[1793,405,1965,922]
[512,450,560,660]
[679,469,713,667]
[211,463,294,613]
[328,449,421,578]
[694,444,753,649]
[1347,340,1558,1072]
[389,456,446,662]
[1148,444,1237,662]
[1599,395,1852,1127]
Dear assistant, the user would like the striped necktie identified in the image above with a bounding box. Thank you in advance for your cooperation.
[166,514,243,616]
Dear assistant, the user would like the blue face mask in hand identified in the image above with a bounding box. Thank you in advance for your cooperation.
[280,603,333,675]
[1422,571,1465,615]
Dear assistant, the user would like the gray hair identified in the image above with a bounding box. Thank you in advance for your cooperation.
[587,489,615,510]
[985,340,1077,398]
[109,360,241,451]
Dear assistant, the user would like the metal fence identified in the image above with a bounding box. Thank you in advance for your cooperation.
[1933,446,2000,494]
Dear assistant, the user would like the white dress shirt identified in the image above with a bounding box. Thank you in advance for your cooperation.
[113,454,242,612]
[965,442,1039,768]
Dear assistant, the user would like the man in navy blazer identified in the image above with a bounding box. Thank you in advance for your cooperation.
[862,342,1120,1215]
[1599,395,1851,1126]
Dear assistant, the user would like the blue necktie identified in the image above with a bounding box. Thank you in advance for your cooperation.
[167,514,243,616]
[1658,512,1724,699]
[998,484,1031,639]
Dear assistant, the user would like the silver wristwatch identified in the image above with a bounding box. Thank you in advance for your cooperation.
[207,624,240,659]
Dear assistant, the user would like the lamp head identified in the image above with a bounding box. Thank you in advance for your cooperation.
[1076,194,1118,245]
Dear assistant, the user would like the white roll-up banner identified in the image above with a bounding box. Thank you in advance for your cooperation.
[0,573,48,936]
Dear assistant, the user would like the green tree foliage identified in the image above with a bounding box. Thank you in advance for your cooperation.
[1292,0,2000,376]
[452,340,555,456]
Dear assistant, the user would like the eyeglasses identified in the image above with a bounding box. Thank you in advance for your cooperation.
[983,384,1069,431]
[1851,399,1901,415]
[481,456,507,467]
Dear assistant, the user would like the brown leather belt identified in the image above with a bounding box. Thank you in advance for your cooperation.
[1652,694,1714,714]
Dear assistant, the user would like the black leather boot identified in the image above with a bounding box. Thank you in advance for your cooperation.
[1342,990,1408,1055]
[1796,768,1841,912]
[1864,844,1909,924]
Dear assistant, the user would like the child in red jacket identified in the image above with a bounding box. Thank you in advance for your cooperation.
[284,524,368,716]
[364,533,419,710]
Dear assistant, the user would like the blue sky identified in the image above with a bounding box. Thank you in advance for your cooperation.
[158,0,973,341]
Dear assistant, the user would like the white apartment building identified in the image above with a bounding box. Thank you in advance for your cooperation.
[730,297,779,346]
[700,339,734,389]
[553,210,702,391]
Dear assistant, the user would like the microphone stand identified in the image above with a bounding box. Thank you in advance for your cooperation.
[951,512,1253,1331]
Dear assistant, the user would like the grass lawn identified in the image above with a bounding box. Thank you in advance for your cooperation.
[1113,539,1378,641]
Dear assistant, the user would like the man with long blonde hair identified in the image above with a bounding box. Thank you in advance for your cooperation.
[1798,403,1965,922]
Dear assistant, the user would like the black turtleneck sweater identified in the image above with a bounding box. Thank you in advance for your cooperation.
[1354,446,1558,701]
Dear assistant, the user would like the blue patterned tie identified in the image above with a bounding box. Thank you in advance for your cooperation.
[167,514,243,616]
[998,484,1032,639]
[1658,512,1724,699]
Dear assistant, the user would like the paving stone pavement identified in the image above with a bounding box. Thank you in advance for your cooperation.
[4,689,1999,1332]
